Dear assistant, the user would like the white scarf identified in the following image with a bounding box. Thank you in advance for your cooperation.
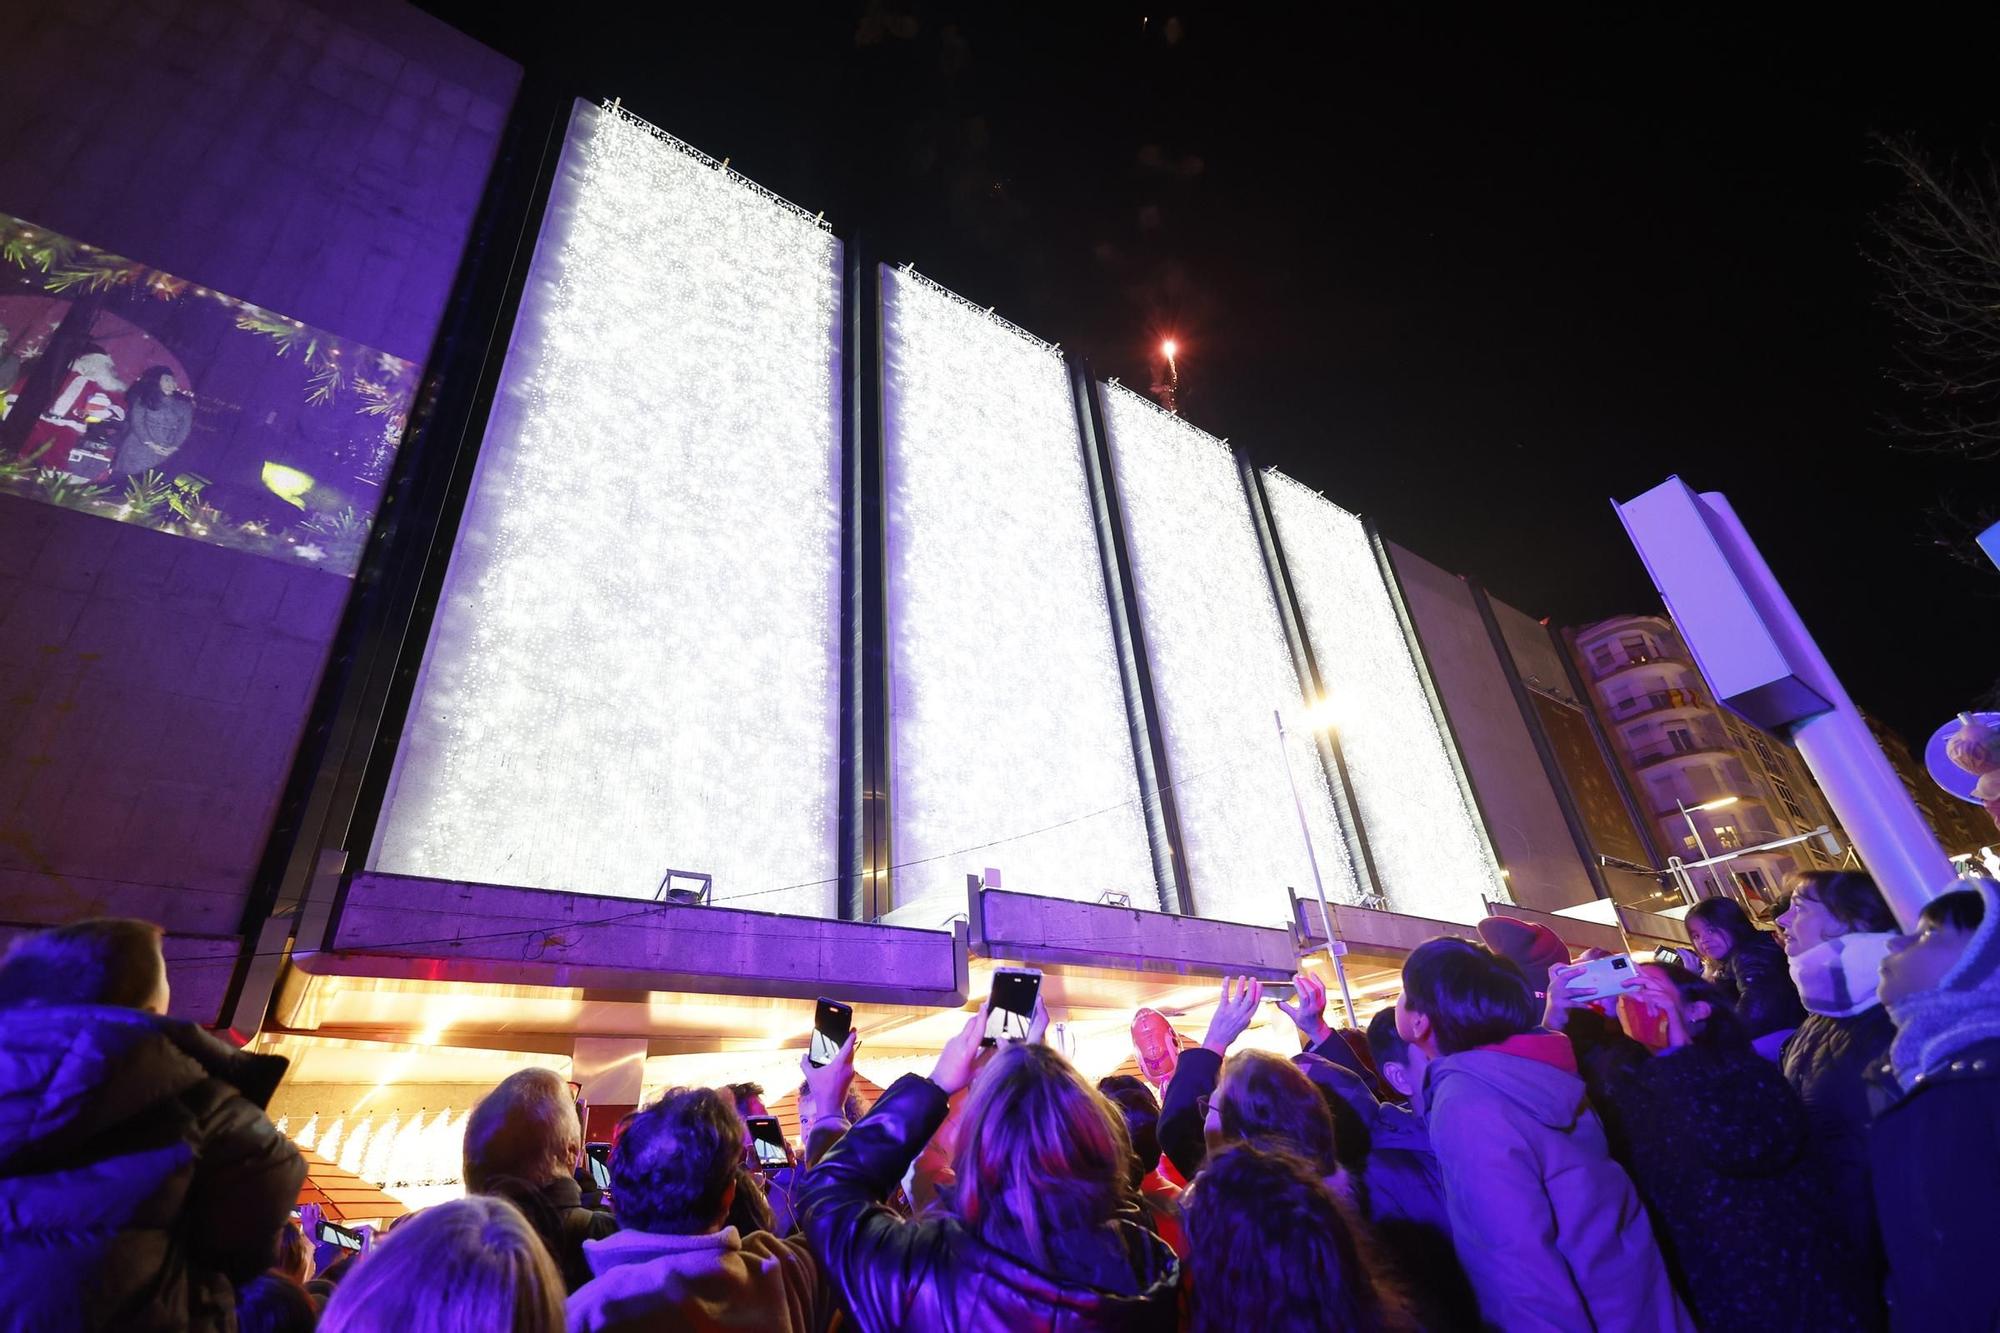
[1787,933,1896,1018]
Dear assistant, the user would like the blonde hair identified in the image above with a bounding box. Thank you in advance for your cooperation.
[952,1042,1134,1270]
[317,1196,564,1333]
[462,1068,581,1192]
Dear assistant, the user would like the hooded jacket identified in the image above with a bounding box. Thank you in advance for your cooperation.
[1424,1033,1692,1333]
[798,1073,1180,1333]
[566,1226,826,1332]
[0,1004,305,1332]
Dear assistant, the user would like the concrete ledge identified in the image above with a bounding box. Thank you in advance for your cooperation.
[970,886,1297,980]
[1291,898,1482,958]
[303,873,968,1006]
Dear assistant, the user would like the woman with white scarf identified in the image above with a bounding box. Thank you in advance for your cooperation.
[1775,870,1900,1321]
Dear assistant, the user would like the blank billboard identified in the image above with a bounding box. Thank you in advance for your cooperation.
[881,270,1155,911]
[369,101,842,914]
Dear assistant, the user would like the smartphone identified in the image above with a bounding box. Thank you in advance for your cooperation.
[1652,946,1688,968]
[983,967,1042,1046]
[809,997,853,1068]
[1569,953,1641,1002]
[584,1141,613,1191]
[746,1115,789,1169]
[317,1219,365,1252]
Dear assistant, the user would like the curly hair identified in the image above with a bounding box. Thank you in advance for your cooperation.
[1183,1143,1411,1333]
[611,1087,744,1234]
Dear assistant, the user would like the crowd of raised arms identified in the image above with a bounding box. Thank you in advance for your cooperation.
[1,868,1996,1332]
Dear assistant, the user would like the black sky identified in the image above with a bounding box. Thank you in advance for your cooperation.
[420,3,1996,748]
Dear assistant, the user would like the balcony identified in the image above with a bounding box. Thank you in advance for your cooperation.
[1609,688,1703,722]
[1631,738,1731,770]
[1592,649,1690,683]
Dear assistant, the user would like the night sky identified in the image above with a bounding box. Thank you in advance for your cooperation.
[421,3,1995,749]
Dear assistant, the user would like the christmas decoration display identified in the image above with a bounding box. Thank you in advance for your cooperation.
[0,212,416,576]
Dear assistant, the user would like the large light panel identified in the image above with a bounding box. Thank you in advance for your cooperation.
[1101,386,1360,925]
[1263,472,1502,923]
[370,101,841,915]
[881,270,1156,910]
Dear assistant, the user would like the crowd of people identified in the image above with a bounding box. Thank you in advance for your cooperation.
[0,867,1996,1331]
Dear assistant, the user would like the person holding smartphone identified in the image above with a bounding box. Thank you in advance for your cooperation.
[798,986,1181,1330]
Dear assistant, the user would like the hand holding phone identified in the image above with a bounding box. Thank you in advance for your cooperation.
[1565,953,1643,1004]
[982,968,1042,1047]
[809,998,853,1068]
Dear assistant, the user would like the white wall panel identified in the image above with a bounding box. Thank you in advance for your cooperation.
[1264,472,1502,923]
[1102,386,1359,925]
[881,270,1155,910]
[370,101,841,914]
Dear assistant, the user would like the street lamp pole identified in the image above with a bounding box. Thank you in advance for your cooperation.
[1274,708,1359,1030]
[1675,795,1736,900]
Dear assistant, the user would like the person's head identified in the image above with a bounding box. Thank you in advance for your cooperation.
[317,1196,565,1333]
[0,918,168,1012]
[1182,1143,1406,1333]
[1685,896,1763,963]
[463,1068,583,1193]
[272,1217,314,1285]
[1475,917,1570,995]
[1096,1073,1163,1189]
[610,1086,742,1235]
[1880,881,1997,1007]
[235,1273,319,1333]
[1208,1049,1339,1177]
[796,1078,864,1136]
[722,1082,767,1118]
[1365,1007,1425,1100]
[131,365,178,405]
[1777,871,1896,956]
[1396,937,1538,1058]
[1625,960,1744,1048]
[952,1041,1132,1269]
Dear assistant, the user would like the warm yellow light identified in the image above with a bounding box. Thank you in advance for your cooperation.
[262,461,316,509]
[1691,796,1739,812]
[1304,695,1342,731]
[1161,339,1178,358]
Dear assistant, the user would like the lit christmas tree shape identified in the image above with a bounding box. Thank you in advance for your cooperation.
[1262,470,1504,923]
[1101,386,1361,926]
[881,269,1156,913]
[370,101,842,913]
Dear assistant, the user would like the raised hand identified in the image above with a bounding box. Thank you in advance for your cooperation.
[1027,994,1052,1046]
[1543,962,1594,1030]
[802,1027,860,1115]
[1202,975,1264,1056]
[1275,970,1333,1045]
[931,1005,993,1095]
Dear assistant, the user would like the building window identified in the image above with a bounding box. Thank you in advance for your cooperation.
[1667,727,1696,754]
[1733,868,1771,901]
[1716,825,1741,850]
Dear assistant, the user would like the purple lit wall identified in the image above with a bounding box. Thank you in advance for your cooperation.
[0,0,518,1021]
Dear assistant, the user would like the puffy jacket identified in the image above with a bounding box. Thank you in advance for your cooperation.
[1424,1033,1693,1333]
[1782,1005,1894,1300]
[1589,1039,1868,1330]
[1712,934,1808,1041]
[1867,1035,2000,1331]
[0,1005,305,1332]
[799,1073,1180,1333]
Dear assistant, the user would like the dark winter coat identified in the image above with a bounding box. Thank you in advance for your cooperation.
[798,1073,1180,1333]
[1590,1038,1867,1331]
[0,1004,306,1332]
[1866,1035,2000,1332]
[1782,1004,1895,1300]
[1710,935,1808,1040]
[481,1170,619,1293]
[110,391,193,477]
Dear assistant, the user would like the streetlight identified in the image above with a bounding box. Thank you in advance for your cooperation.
[1274,703,1360,1030]
[1676,795,1737,899]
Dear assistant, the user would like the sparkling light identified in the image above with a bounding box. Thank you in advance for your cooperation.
[370,101,842,914]
[881,270,1156,908]
[1263,471,1503,923]
[1100,386,1360,925]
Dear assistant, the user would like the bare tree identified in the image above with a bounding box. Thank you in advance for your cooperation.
[1870,134,2000,461]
